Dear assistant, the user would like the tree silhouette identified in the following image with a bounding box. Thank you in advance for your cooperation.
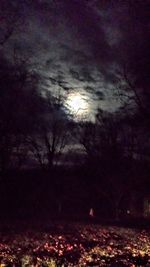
[0,55,42,171]
[29,91,70,168]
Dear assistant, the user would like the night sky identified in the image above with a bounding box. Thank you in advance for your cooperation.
[1,0,149,119]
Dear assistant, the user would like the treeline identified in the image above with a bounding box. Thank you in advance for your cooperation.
[0,48,150,220]
[0,54,150,172]
[0,0,149,220]
[0,0,149,174]
[0,52,150,219]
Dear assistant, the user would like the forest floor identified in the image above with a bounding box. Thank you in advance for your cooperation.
[0,220,149,266]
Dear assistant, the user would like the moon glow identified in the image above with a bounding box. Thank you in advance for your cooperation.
[66,93,89,116]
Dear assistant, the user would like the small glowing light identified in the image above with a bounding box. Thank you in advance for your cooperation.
[66,93,88,116]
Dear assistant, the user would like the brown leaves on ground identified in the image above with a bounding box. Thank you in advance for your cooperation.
[0,222,149,266]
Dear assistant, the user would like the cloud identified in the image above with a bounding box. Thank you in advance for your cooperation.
[2,0,149,117]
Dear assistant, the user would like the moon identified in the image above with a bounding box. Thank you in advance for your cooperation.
[66,93,89,117]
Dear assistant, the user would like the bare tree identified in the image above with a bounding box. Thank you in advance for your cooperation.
[77,109,124,166]
[29,92,70,168]
[0,54,42,172]
[116,64,150,121]
[116,64,150,162]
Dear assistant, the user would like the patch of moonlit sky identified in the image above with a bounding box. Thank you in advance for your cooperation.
[3,0,148,120]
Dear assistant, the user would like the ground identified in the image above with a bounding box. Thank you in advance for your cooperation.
[0,221,149,266]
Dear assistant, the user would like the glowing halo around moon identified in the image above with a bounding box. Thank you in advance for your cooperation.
[65,93,89,117]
